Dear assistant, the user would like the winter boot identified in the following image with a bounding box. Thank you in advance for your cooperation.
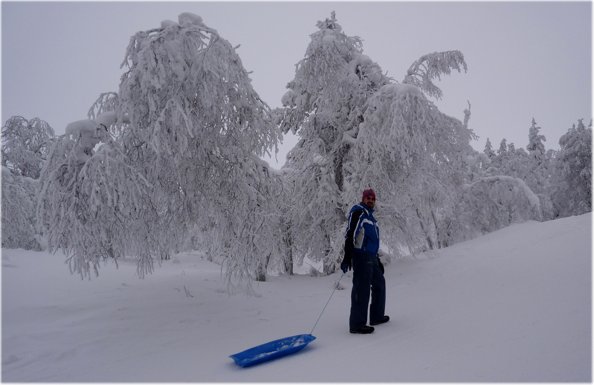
[370,315,390,326]
[350,325,375,334]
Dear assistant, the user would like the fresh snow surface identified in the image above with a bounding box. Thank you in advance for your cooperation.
[2,214,591,381]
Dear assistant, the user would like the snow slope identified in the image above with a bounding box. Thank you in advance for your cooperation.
[2,213,591,381]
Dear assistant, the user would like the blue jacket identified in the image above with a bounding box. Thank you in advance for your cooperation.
[344,203,380,257]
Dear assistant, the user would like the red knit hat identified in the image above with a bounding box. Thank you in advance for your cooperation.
[362,188,376,200]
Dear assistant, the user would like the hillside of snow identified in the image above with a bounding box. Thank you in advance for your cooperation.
[2,213,591,381]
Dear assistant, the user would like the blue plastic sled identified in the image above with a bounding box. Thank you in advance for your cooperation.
[230,334,316,368]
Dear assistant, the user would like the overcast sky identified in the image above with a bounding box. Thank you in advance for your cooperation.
[2,1,591,168]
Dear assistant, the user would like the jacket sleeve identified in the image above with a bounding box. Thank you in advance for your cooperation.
[344,209,363,257]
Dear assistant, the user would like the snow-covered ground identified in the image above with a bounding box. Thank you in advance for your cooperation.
[2,214,591,381]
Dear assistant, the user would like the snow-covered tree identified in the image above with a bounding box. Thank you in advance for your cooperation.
[487,120,559,220]
[118,13,282,284]
[489,138,512,174]
[2,116,55,179]
[2,167,42,250]
[484,138,496,159]
[2,116,54,250]
[520,119,554,218]
[37,116,161,278]
[551,119,592,216]
[451,175,543,242]
[87,92,126,139]
[497,138,508,156]
[479,138,497,175]
[527,118,546,159]
[38,13,283,285]
[278,13,475,268]
[277,12,390,273]
[348,83,476,254]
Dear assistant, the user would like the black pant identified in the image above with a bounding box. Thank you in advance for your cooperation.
[349,253,386,329]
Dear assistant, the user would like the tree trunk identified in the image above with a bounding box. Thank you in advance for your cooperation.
[333,143,350,192]
[416,207,434,250]
[281,217,294,275]
[255,254,271,282]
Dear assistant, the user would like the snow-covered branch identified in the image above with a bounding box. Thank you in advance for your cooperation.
[403,50,467,100]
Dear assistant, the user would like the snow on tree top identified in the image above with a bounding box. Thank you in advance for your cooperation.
[64,119,103,163]
[65,119,98,138]
[161,19,178,28]
[64,112,116,139]
[322,33,337,44]
[379,83,424,100]
[178,12,204,27]
[281,89,296,107]
[316,11,342,32]
[95,111,117,127]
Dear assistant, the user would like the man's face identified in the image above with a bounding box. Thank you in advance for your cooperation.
[363,195,375,209]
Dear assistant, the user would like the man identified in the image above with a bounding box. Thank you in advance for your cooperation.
[341,188,389,334]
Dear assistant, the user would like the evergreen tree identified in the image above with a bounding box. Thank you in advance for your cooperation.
[484,138,496,159]
[490,138,510,173]
[497,138,508,156]
[551,119,592,216]
[527,118,546,160]
[523,119,554,218]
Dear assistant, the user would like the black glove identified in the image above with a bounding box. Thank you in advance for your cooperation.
[340,254,352,274]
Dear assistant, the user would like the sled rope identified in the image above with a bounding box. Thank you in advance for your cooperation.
[309,272,346,335]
